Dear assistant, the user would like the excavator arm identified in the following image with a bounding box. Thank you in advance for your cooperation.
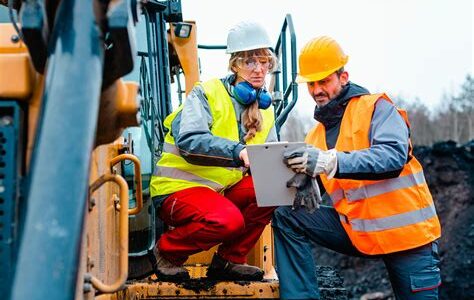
[1,0,138,299]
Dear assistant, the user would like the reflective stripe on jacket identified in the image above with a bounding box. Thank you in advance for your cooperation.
[150,78,275,196]
[307,93,441,255]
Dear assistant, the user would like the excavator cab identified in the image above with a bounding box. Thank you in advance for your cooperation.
[0,0,299,299]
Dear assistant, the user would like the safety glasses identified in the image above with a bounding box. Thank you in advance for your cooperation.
[237,56,274,71]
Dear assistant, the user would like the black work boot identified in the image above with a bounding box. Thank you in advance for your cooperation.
[206,254,264,281]
[152,248,190,282]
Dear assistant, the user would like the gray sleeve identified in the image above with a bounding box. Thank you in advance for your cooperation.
[171,86,245,167]
[265,124,278,142]
[335,98,409,179]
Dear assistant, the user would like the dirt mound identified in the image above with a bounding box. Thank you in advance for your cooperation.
[314,141,474,299]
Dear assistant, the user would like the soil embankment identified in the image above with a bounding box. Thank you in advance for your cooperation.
[315,141,474,299]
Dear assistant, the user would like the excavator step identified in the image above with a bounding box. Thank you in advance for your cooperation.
[104,277,279,299]
[95,266,348,300]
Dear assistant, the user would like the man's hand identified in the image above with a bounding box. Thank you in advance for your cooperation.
[283,146,338,178]
[286,173,322,213]
[283,147,309,173]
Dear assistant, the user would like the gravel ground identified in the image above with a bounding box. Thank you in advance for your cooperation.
[314,141,474,300]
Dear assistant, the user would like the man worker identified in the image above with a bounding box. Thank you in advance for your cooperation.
[272,36,442,300]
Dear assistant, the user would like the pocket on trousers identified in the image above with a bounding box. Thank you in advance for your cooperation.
[410,271,441,292]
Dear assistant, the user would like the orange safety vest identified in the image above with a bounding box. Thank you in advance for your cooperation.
[306,94,441,255]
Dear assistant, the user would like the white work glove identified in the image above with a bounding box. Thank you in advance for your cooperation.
[283,146,338,178]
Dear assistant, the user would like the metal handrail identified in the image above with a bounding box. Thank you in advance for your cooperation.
[109,154,143,215]
[273,14,298,134]
[197,44,226,50]
[86,174,129,293]
[138,50,164,170]
[142,7,170,163]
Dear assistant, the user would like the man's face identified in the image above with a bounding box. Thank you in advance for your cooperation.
[306,71,348,107]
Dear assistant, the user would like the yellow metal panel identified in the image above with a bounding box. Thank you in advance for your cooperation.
[95,295,118,300]
[183,224,274,273]
[0,24,27,54]
[247,224,274,273]
[116,81,139,127]
[185,265,208,279]
[0,53,34,99]
[89,173,130,293]
[82,141,127,298]
[96,80,139,146]
[185,245,218,265]
[25,75,43,170]
[169,21,200,95]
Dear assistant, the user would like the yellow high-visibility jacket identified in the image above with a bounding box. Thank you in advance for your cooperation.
[150,78,274,196]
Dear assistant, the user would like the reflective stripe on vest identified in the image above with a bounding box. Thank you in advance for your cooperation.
[329,171,426,205]
[163,142,247,173]
[347,202,437,232]
[163,142,180,156]
[307,93,441,255]
[153,165,224,192]
[150,78,274,197]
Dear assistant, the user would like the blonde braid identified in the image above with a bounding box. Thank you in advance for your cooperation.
[243,101,262,142]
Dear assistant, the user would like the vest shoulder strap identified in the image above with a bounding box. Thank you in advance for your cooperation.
[358,93,390,107]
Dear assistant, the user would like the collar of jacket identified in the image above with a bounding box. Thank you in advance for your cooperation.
[221,74,237,97]
[313,82,370,129]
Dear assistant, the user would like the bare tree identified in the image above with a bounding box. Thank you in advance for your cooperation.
[284,75,473,146]
[393,96,435,146]
[455,75,474,141]
[432,75,473,144]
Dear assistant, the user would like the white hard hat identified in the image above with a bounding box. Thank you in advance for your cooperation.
[226,21,272,54]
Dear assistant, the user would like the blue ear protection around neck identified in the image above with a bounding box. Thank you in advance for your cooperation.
[233,81,272,109]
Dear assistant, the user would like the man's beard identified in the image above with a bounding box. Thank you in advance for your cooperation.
[313,84,350,128]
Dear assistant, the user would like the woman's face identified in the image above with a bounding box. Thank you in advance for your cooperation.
[234,53,273,89]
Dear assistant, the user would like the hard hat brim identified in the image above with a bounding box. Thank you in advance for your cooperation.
[295,66,343,83]
[296,56,348,83]
[226,45,272,54]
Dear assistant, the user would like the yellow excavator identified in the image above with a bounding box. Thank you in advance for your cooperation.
[0,0,300,299]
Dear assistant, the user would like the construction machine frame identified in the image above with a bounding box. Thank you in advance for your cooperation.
[0,0,298,299]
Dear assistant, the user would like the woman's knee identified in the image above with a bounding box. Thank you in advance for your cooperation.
[219,212,245,238]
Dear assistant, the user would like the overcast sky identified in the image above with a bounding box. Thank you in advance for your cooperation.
[181,0,472,115]
[1,1,471,115]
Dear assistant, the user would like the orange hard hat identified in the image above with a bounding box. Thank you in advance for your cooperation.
[296,36,349,83]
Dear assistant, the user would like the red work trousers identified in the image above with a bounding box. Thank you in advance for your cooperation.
[157,176,275,266]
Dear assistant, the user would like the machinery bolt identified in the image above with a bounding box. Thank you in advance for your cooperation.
[11,35,20,43]
[89,198,96,211]
[83,283,92,293]
[88,258,95,269]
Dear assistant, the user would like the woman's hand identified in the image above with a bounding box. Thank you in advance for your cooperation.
[239,148,250,168]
